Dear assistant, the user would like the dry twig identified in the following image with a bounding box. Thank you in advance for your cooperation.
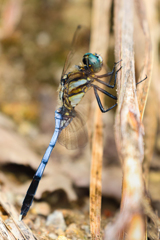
[104,0,153,239]
[136,0,159,183]
[0,190,38,239]
[89,1,112,239]
[135,0,153,120]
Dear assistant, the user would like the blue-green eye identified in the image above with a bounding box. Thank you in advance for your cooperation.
[82,53,103,73]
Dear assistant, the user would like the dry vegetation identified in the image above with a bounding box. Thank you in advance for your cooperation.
[0,0,160,239]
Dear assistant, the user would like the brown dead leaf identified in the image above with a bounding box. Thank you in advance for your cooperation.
[0,127,39,169]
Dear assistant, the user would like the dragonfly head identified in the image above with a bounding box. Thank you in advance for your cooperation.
[82,53,103,73]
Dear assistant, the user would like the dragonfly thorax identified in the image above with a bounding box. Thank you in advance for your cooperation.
[59,53,103,113]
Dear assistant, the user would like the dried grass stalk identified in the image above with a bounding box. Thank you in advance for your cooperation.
[135,0,153,120]
[142,84,158,183]
[136,0,158,182]
[104,0,150,239]
[89,1,112,239]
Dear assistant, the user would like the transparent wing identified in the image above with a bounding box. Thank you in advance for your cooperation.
[58,109,88,150]
[58,25,90,149]
[62,25,90,76]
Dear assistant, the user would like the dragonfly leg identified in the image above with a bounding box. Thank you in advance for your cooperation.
[91,84,117,100]
[93,86,117,113]
[92,73,146,114]
[108,65,122,86]
[136,75,147,86]
[95,59,122,84]
[96,60,122,78]
[94,65,122,89]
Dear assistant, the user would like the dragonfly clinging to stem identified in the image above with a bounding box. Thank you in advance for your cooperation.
[19,25,122,220]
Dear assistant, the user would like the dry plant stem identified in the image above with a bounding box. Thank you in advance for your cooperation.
[142,84,157,183]
[138,0,157,183]
[134,0,155,185]
[139,0,159,234]
[105,0,145,239]
[134,2,159,236]
[135,0,153,120]
[89,1,112,239]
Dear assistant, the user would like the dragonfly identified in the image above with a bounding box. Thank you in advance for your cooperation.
[19,25,122,220]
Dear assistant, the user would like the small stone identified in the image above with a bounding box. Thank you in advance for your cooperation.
[46,210,67,231]
[66,223,84,239]
[31,202,51,216]
[87,233,92,238]
[55,228,65,236]
[57,236,68,240]
[81,225,90,234]
[48,233,58,240]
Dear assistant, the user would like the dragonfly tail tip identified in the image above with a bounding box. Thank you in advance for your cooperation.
[19,214,24,221]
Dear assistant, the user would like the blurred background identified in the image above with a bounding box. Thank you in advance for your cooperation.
[0,0,159,237]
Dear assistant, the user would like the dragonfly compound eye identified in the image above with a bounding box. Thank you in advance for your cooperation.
[83,53,103,73]
[82,53,89,67]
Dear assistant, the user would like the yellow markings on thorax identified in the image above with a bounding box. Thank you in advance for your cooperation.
[68,78,90,107]
[60,69,94,109]
[69,79,88,92]
[69,92,85,107]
